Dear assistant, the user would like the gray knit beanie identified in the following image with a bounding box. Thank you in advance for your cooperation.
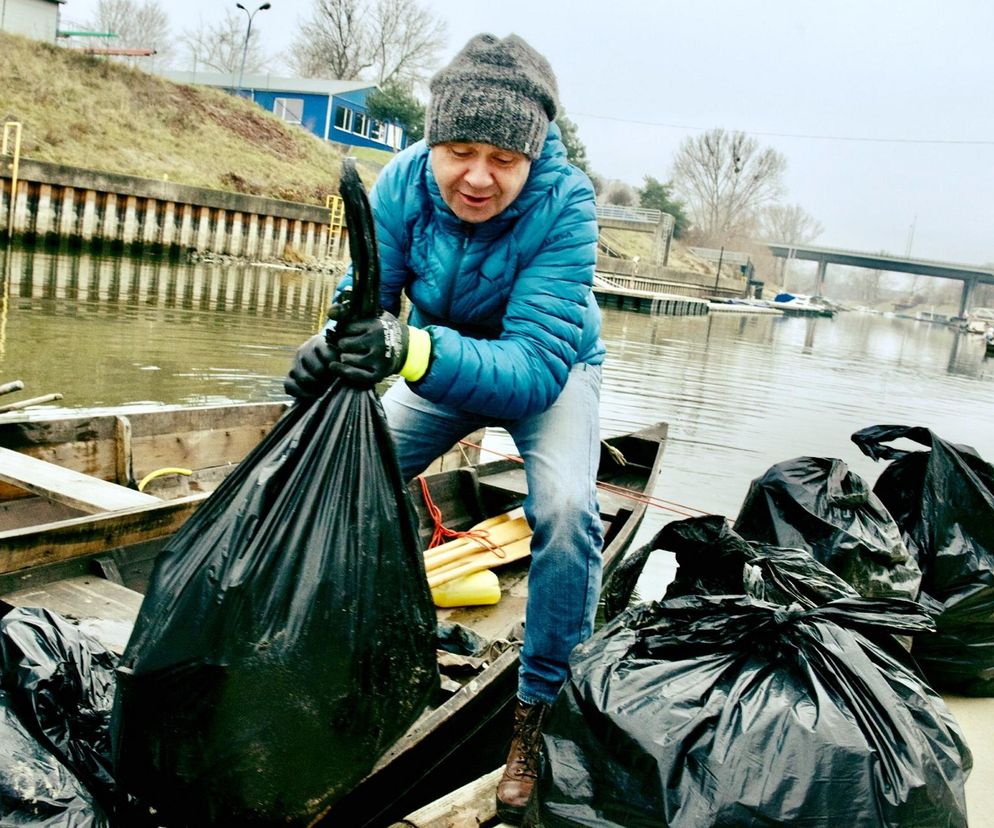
[425,33,559,160]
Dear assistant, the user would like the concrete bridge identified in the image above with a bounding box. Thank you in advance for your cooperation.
[768,243,994,317]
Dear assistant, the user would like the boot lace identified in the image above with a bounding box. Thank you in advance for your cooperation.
[511,704,547,778]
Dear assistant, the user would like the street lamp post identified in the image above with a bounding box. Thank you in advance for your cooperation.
[235,2,270,99]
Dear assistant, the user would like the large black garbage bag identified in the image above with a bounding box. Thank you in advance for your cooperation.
[533,594,971,828]
[853,424,994,694]
[0,608,121,821]
[660,514,863,607]
[732,456,921,599]
[602,514,861,624]
[0,687,108,827]
[110,380,440,826]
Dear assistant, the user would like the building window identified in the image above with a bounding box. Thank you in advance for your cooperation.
[274,97,304,125]
[369,119,386,142]
[384,123,403,150]
[353,111,369,137]
[334,105,353,131]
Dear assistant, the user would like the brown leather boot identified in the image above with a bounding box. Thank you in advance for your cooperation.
[496,700,549,824]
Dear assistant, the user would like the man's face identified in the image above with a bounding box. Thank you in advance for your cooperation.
[430,142,532,223]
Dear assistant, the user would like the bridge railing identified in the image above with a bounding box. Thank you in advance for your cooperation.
[595,205,662,225]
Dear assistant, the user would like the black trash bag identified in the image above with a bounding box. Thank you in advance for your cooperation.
[660,514,863,607]
[602,515,860,623]
[853,424,994,695]
[732,456,921,599]
[111,161,439,827]
[0,687,109,827]
[532,594,971,828]
[0,607,119,817]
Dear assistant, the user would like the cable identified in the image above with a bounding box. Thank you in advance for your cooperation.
[569,111,994,146]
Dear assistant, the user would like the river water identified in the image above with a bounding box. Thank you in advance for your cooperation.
[3,248,994,594]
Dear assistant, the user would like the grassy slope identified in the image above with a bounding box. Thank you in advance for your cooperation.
[1,33,721,274]
[0,30,393,203]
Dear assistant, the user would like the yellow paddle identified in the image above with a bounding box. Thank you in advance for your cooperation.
[426,537,532,589]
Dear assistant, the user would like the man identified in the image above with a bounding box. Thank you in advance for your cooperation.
[285,33,604,823]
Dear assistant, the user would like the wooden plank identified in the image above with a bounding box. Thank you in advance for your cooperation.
[0,493,205,575]
[389,767,504,828]
[0,393,63,413]
[0,403,287,487]
[128,402,286,479]
[0,447,159,513]
[114,415,133,486]
[0,414,123,492]
[2,575,142,654]
[0,495,83,531]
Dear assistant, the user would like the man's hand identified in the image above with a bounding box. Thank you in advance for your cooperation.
[330,311,410,386]
[284,333,338,400]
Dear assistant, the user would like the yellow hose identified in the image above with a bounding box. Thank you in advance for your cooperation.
[138,466,193,492]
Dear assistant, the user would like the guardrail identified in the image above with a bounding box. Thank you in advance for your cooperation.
[595,205,662,224]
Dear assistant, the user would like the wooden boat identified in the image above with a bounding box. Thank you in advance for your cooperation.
[0,402,667,827]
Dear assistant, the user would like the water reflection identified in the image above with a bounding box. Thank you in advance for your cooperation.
[0,247,336,408]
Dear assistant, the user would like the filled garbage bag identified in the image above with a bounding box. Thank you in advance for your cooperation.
[111,378,439,826]
[0,607,119,818]
[853,424,994,694]
[660,513,864,607]
[0,687,108,827]
[533,593,971,828]
[732,456,921,599]
[534,515,971,827]
[602,514,860,623]
[111,160,439,826]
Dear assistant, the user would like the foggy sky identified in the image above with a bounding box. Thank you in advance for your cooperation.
[63,0,994,265]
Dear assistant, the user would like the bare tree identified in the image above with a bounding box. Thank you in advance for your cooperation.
[288,0,446,83]
[759,203,824,285]
[759,203,823,246]
[88,0,175,69]
[180,11,267,74]
[366,0,446,85]
[671,128,787,246]
[601,180,638,207]
[289,0,370,79]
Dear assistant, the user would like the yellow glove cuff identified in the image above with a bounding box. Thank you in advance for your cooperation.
[399,326,432,382]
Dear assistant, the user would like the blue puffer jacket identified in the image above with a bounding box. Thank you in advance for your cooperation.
[348,123,604,420]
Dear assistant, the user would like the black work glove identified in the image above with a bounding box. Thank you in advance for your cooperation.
[284,332,338,400]
[329,310,410,386]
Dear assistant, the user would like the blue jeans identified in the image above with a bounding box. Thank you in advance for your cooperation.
[382,364,604,706]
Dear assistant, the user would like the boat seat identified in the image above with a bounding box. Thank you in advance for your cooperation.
[0,446,159,514]
[1,575,142,654]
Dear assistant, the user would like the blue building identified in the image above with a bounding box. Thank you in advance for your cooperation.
[161,71,408,152]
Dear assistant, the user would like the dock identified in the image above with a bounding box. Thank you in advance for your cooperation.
[593,286,709,315]
[708,301,784,315]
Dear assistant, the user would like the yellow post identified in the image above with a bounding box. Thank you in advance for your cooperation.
[2,122,22,240]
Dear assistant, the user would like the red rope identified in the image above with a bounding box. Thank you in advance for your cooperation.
[417,476,501,550]
[456,438,708,518]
